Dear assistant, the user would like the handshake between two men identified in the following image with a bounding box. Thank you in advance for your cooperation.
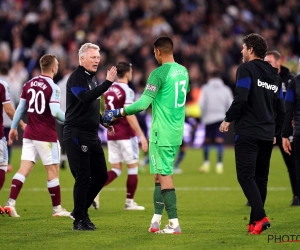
[102,108,125,126]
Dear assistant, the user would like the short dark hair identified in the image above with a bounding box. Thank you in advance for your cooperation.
[243,33,268,59]
[265,50,281,60]
[210,70,221,78]
[154,36,173,54]
[0,63,9,75]
[39,54,57,72]
[116,62,132,78]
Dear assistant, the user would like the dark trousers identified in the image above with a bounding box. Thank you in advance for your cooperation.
[276,136,298,197]
[234,135,273,222]
[293,138,300,198]
[64,138,108,221]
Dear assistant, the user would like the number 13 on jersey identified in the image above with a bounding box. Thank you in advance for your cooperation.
[175,80,187,108]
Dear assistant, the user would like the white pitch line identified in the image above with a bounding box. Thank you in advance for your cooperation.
[1,187,289,192]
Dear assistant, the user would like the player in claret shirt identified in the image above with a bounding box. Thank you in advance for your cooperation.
[4,54,70,218]
[93,62,148,211]
[0,64,26,214]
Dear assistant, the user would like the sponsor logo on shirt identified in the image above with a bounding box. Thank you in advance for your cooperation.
[129,90,134,99]
[146,84,157,92]
[53,90,60,101]
[257,79,278,93]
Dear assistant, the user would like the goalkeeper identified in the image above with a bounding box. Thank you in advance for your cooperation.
[103,37,189,234]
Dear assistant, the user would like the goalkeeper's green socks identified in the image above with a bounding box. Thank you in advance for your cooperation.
[161,188,178,223]
[151,184,179,228]
[151,183,164,223]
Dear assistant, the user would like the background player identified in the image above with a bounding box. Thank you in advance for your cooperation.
[282,67,300,208]
[1,64,19,173]
[264,50,298,205]
[0,64,26,214]
[199,70,233,174]
[173,141,186,174]
[102,36,189,234]
[4,54,70,217]
[93,62,148,210]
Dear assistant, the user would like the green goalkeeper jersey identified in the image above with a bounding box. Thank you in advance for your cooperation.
[143,62,190,146]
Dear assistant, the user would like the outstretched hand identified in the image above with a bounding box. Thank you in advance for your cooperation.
[106,66,117,82]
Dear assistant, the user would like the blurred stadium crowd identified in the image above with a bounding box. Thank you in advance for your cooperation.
[0,0,299,101]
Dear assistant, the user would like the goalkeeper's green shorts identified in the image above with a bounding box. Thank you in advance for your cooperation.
[149,142,180,175]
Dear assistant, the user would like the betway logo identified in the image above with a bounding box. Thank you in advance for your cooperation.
[257,79,278,93]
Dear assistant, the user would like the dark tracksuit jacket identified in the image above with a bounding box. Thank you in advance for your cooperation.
[64,66,111,140]
[280,65,294,94]
[224,59,285,222]
[282,74,300,169]
[282,74,300,199]
[63,65,113,221]
[276,66,297,197]
[225,59,285,140]
[282,74,300,139]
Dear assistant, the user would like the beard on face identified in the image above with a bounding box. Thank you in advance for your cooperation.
[242,53,249,63]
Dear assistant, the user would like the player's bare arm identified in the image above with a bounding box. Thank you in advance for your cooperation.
[8,99,27,145]
[3,102,16,120]
[126,115,148,152]
[18,121,26,130]
[102,95,153,126]
[3,102,26,130]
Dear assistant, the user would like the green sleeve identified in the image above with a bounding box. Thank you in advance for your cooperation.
[124,94,153,115]
[143,70,162,98]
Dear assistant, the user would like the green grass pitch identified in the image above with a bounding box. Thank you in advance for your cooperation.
[1,146,299,250]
